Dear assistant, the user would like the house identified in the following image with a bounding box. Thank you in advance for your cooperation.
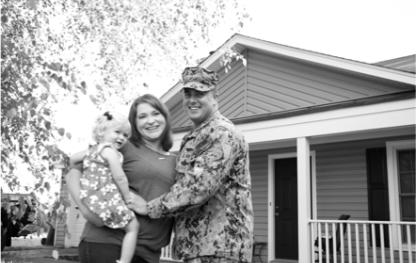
[161,34,415,262]
[62,34,415,263]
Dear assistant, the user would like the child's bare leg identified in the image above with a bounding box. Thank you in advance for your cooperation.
[118,217,139,263]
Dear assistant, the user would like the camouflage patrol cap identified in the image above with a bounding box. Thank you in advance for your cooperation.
[181,66,218,92]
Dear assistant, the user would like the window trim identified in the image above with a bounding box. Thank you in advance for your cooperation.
[386,139,415,249]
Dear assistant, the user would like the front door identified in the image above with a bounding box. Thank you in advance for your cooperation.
[275,157,298,260]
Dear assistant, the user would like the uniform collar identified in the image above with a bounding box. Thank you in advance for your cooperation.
[191,110,220,133]
[182,110,220,142]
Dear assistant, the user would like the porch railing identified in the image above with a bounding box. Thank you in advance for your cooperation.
[310,219,416,263]
[161,241,173,260]
[161,234,181,262]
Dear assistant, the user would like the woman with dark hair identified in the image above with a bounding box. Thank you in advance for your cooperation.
[128,94,173,152]
[66,94,176,263]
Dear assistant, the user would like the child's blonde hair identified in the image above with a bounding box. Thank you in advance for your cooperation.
[92,111,131,142]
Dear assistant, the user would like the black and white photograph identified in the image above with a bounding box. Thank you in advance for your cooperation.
[1,0,415,262]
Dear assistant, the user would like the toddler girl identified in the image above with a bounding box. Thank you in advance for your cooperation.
[71,111,139,263]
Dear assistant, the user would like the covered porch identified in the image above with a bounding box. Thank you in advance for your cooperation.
[251,100,414,263]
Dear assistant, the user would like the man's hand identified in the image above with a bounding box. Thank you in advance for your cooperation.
[128,191,148,215]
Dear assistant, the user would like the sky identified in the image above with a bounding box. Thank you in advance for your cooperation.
[215,0,416,64]
[238,0,415,64]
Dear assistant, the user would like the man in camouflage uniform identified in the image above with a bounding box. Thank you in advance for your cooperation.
[133,67,254,263]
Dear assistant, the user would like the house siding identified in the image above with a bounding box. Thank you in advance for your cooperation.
[64,198,86,247]
[246,50,406,111]
[250,147,296,242]
[55,170,86,248]
[54,170,67,247]
[314,136,412,220]
[217,62,247,118]
[315,145,368,219]
[54,224,65,247]
[249,149,269,242]
[170,100,190,128]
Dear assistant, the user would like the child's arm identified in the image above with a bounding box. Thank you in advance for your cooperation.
[70,150,88,166]
[100,147,132,204]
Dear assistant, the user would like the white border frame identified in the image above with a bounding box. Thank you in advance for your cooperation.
[386,139,416,250]
[267,151,316,261]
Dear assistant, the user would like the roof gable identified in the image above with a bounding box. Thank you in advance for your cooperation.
[161,34,415,104]
[164,34,415,131]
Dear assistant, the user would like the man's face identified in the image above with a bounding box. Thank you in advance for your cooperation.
[182,88,217,126]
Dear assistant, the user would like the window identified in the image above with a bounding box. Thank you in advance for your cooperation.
[397,149,415,243]
[386,140,415,247]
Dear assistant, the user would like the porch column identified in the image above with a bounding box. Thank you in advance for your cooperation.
[297,137,311,263]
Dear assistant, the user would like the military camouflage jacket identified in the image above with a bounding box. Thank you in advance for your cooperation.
[147,111,254,262]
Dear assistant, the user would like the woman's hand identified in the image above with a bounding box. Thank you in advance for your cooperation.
[69,150,87,167]
[128,191,148,215]
[65,168,104,227]
[78,204,104,227]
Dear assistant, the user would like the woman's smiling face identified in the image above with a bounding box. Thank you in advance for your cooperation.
[135,102,167,143]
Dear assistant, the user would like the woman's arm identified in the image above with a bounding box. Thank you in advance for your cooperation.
[100,147,132,204]
[65,168,104,226]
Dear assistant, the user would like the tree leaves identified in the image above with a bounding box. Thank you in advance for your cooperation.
[26,0,38,10]
[57,128,65,136]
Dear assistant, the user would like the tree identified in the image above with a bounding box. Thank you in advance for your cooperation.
[1,0,248,207]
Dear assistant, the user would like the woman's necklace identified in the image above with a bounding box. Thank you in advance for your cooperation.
[143,142,169,159]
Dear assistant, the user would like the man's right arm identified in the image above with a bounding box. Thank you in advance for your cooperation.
[65,168,104,227]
